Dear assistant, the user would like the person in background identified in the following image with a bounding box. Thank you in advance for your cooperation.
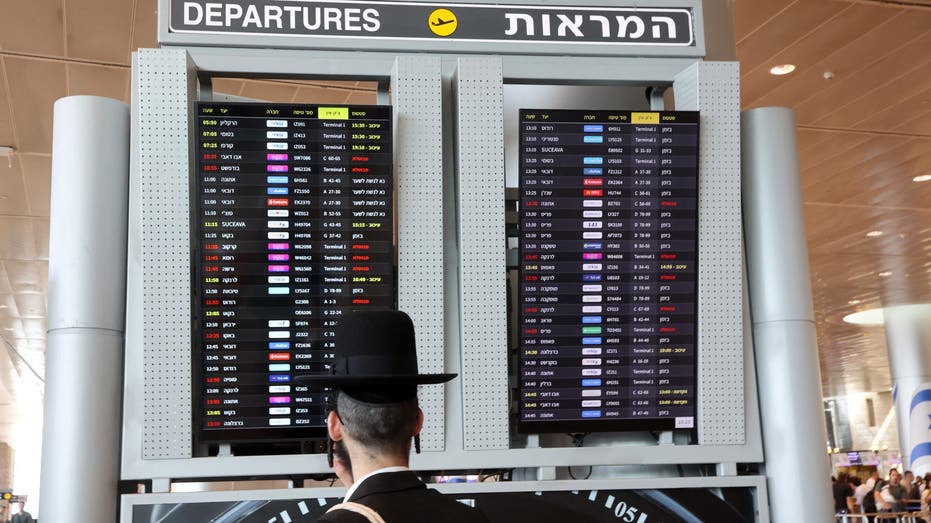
[867,470,880,490]
[834,472,855,514]
[921,476,931,520]
[9,502,34,523]
[864,478,885,521]
[880,469,907,513]
[849,477,863,512]
[904,470,921,501]
[856,474,875,511]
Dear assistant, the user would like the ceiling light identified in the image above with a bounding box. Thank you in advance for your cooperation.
[848,299,861,305]
[878,271,892,277]
[770,64,796,76]
[844,308,885,326]
[0,146,13,168]
[913,175,931,183]
[866,230,883,237]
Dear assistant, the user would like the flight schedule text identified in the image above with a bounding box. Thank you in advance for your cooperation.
[518,109,698,433]
[194,102,394,441]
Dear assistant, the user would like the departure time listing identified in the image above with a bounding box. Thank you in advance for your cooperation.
[195,102,394,441]
[518,109,698,433]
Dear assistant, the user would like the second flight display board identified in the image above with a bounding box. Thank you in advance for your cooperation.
[194,102,394,442]
[518,109,699,434]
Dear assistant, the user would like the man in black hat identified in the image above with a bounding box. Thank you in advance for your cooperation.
[299,309,490,523]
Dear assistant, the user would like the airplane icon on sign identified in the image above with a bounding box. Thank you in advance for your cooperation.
[428,8,458,36]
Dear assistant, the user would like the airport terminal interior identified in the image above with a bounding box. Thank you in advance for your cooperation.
[0,0,930,521]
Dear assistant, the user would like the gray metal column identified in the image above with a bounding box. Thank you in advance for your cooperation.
[742,107,833,522]
[40,96,130,523]
[883,305,931,474]
[453,57,509,450]
[392,56,447,450]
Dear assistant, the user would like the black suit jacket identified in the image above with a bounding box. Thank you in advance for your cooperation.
[315,470,490,523]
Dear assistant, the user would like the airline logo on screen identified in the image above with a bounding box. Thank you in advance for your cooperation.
[170,0,694,46]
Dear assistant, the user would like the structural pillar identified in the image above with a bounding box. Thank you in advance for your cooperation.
[883,305,931,475]
[742,107,833,522]
[39,96,130,523]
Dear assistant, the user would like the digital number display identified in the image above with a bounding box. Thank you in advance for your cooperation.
[518,109,698,433]
[194,102,394,442]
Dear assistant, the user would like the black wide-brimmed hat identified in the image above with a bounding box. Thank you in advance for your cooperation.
[295,310,456,390]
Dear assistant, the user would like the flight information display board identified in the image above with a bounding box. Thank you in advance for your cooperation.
[518,109,698,434]
[194,102,394,442]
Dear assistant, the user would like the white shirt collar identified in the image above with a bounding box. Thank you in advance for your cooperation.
[344,466,410,501]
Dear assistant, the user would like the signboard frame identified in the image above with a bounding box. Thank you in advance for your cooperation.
[158,0,706,58]
[122,48,756,483]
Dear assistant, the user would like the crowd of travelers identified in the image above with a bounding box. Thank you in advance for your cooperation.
[834,469,931,517]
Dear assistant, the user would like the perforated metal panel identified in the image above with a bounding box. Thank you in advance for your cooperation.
[455,58,510,450]
[673,62,744,445]
[137,48,196,459]
[392,56,446,451]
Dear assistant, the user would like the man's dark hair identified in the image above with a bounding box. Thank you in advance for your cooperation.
[850,476,861,487]
[336,389,419,458]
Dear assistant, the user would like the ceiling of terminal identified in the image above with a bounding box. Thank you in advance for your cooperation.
[734,0,931,399]
[0,0,928,466]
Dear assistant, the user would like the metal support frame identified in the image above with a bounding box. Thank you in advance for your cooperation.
[392,55,448,450]
[716,462,737,476]
[122,50,760,506]
[673,62,746,446]
[122,49,198,474]
[151,479,171,494]
[453,56,510,450]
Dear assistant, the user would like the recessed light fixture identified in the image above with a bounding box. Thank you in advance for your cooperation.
[770,64,796,76]
[913,175,931,183]
[866,230,883,237]
[844,308,884,325]
[878,271,893,277]
[848,299,861,305]
[0,146,13,168]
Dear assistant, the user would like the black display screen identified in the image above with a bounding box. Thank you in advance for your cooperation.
[193,102,394,442]
[517,109,698,433]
